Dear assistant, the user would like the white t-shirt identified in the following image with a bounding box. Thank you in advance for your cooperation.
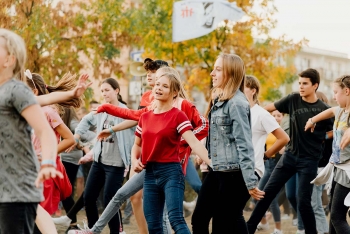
[251,104,280,178]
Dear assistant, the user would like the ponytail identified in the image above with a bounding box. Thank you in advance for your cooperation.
[117,93,127,105]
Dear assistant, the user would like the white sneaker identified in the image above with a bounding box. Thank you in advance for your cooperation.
[296,230,305,234]
[281,214,290,220]
[119,232,126,234]
[52,215,72,227]
[271,228,283,234]
[257,222,269,231]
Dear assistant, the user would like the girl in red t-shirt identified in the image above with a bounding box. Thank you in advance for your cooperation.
[85,66,208,234]
[132,72,210,233]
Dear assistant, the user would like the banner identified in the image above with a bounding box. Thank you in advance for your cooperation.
[172,0,245,42]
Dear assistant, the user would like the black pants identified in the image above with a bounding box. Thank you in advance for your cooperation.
[62,161,80,223]
[247,152,318,234]
[84,162,125,234]
[329,182,350,234]
[191,169,250,234]
[0,202,37,234]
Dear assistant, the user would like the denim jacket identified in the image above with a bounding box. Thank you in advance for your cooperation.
[207,90,258,190]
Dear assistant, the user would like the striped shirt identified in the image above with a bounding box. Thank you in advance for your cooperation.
[135,107,192,164]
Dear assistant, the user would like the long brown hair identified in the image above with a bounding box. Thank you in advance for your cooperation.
[212,53,245,101]
[26,72,84,109]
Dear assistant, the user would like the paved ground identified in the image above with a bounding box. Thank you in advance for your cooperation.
[56,209,314,234]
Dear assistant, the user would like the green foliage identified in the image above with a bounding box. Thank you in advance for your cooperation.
[127,0,307,101]
[0,0,132,102]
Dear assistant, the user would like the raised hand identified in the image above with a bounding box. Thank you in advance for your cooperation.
[72,74,92,98]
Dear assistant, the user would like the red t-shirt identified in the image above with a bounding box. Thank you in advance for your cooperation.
[139,90,153,109]
[135,107,193,164]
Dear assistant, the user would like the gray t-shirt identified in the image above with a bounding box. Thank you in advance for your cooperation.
[332,107,350,188]
[100,115,124,167]
[0,79,43,202]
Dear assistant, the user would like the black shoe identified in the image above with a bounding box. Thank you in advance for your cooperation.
[65,225,81,234]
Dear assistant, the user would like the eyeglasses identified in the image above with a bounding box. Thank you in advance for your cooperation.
[24,69,37,90]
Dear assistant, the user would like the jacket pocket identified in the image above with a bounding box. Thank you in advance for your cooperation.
[216,116,232,134]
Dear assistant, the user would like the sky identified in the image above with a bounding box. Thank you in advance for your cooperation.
[270,0,350,57]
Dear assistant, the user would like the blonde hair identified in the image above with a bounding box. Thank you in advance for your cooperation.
[245,75,260,104]
[157,72,181,98]
[156,67,190,100]
[0,29,26,82]
[212,53,245,101]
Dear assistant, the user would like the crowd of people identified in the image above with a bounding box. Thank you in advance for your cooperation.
[1,28,350,234]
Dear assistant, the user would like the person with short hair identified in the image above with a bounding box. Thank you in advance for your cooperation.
[247,68,333,234]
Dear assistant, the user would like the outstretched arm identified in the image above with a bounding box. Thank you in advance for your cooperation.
[264,103,276,112]
[97,120,138,141]
[36,74,91,106]
[97,103,147,121]
[305,107,335,132]
[181,130,211,166]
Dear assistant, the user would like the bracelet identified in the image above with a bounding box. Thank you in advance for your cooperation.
[41,159,56,168]
[74,138,79,144]
[109,127,115,134]
[325,133,329,139]
[309,118,316,125]
[40,164,55,169]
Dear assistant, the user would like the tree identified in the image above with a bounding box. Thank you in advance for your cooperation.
[127,0,306,101]
[0,0,133,102]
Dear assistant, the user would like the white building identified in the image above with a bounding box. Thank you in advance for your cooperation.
[281,47,350,105]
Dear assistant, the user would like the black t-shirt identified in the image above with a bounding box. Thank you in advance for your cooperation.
[275,93,332,158]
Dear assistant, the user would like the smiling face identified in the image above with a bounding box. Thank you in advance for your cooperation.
[153,75,172,102]
[210,57,224,88]
[333,82,349,108]
[100,83,119,104]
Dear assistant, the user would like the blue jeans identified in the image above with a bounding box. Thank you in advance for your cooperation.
[286,173,304,230]
[247,151,318,234]
[258,159,281,222]
[143,162,190,234]
[311,184,328,234]
[185,158,202,194]
[92,169,171,234]
[84,161,125,234]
